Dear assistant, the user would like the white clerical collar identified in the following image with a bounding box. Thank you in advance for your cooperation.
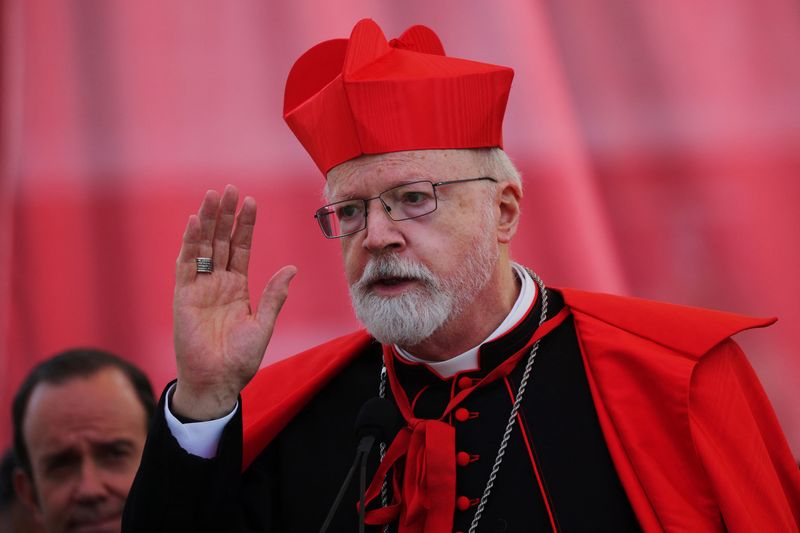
[395,263,537,378]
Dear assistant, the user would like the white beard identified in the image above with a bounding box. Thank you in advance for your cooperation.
[349,221,498,347]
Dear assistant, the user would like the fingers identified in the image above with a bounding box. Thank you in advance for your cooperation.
[197,189,221,260]
[177,186,258,283]
[213,185,239,269]
[176,214,202,285]
[256,265,297,331]
[176,189,220,286]
[229,196,257,276]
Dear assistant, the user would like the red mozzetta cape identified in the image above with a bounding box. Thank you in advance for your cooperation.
[241,289,800,532]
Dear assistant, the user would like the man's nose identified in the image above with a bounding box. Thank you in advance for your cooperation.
[73,460,107,503]
[361,199,405,253]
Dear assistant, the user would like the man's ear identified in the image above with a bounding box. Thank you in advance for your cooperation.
[495,181,522,244]
[13,467,41,514]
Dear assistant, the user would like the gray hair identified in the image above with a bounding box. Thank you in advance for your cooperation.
[323,148,522,201]
[472,147,523,190]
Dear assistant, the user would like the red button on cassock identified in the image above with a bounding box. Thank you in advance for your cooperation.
[456,451,471,467]
[455,408,470,422]
[457,376,473,390]
[456,496,471,511]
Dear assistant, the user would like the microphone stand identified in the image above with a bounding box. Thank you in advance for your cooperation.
[358,436,373,532]
[320,396,399,533]
[319,435,375,533]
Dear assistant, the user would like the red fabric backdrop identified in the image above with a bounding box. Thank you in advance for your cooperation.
[2,1,798,457]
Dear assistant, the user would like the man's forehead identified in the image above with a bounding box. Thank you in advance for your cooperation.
[23,369,146,446]
[326,149,479,197]
[36,436,134,462]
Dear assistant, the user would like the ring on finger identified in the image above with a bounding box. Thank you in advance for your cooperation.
[196,257,214,274]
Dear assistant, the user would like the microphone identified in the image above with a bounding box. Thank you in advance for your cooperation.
[355,396,401,443]
[320,397,400,533]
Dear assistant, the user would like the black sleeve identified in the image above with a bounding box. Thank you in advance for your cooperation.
[122,384,279,533]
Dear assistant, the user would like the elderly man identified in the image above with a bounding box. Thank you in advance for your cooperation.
[12,349,155,533]
[124,19,800,533]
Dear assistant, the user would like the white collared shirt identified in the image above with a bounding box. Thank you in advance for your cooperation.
[395,263,536,377]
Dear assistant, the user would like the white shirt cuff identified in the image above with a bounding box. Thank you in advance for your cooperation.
[164,383,238,459]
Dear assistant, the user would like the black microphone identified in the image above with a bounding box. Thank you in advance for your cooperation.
[320,397,400,533]
[355,396,401,443]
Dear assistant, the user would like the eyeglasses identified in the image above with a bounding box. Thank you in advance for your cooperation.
[314,177,498,239]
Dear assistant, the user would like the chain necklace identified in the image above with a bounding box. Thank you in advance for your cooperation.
[377,269,549,533]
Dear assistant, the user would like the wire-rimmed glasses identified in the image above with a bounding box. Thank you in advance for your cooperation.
[314,177,497,238]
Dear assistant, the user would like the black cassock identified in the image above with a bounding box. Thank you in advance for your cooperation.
[123,291,640,532]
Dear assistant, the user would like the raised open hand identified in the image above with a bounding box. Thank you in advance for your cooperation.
[171,185,296,420]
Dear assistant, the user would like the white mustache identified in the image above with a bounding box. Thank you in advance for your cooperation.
[353,255,438,293]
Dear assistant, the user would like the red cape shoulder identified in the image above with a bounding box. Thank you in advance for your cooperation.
[558,287,776,356]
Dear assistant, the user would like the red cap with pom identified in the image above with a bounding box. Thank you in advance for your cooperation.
[283,19,514,175]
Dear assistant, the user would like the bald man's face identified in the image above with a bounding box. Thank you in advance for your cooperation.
[14,368,148,533]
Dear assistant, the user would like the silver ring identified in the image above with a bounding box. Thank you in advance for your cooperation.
[196,257,214,274]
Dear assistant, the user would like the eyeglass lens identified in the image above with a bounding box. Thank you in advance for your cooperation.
[316,181,438,237]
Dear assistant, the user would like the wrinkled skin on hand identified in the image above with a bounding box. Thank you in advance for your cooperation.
[171,185,296,420]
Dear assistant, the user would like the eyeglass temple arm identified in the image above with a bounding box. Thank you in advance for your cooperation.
[432,176,498,187]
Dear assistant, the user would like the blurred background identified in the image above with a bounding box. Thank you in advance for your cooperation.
[1,1,798,457]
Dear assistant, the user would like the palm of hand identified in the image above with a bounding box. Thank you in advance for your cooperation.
[171,186,296,419]
[175,271,267,395]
